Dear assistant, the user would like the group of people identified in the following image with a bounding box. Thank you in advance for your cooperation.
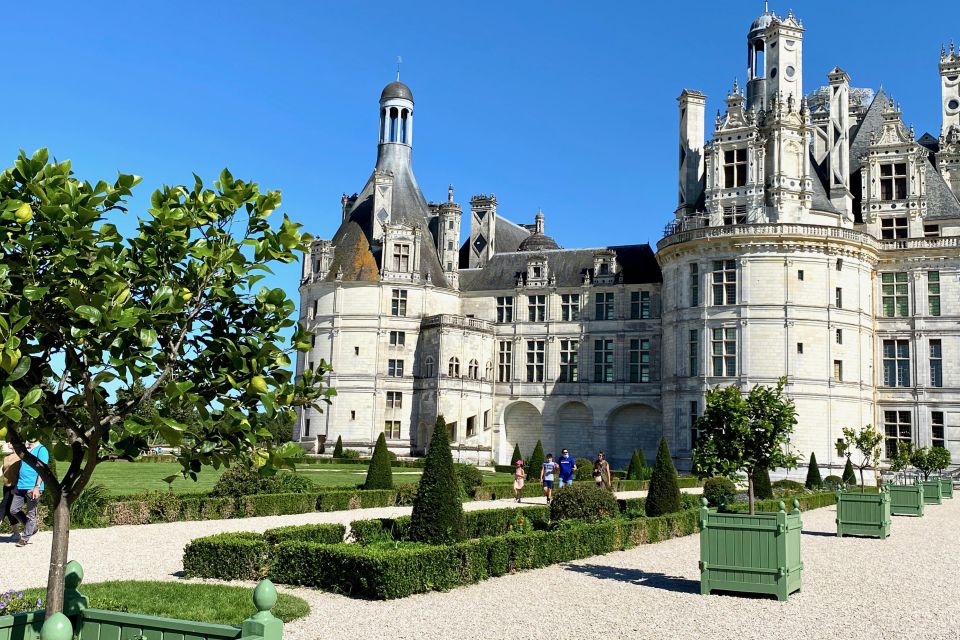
[512,449,613,502]
[1,440,48,547]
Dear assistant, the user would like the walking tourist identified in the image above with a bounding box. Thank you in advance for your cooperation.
[11,440,49,547]
[592,451,612,490]
[1,442,21,537]
[557,448,576,488]
[512,459,526,502]
[541,453,557,503]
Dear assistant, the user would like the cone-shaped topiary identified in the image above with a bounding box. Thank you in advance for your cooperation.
[527,440,544,479]
[753,466,773,499]
[363,432,393,489]
[332,435,343,458]
[626,450,646,480]
[804,451,822,489]
[511,443,523,467]
[645,437,681,516]
[409,415,466,544]
[842,457,856,486]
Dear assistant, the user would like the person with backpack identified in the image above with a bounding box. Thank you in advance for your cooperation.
[540,453,557,503]
[557,448,577,488]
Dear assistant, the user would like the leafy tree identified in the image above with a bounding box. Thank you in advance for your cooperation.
[510,443,523,467]
[409,415,465,544]
[753,466,773,499]
[692,378,799,514]
[626,449,648,481]
[911,446,951,481]
[842,458,857,486]
[527,440,544,478]
[889,441,913,484]
[363,432,393,489]
[0,150,333,615]
[804,451,822,489]
[839,425,884,491]
[930,447,952,477]
[645,437,681,516]
[332,435,344,458]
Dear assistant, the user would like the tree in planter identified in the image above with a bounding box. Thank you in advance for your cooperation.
[527,440,544,478]
[930,447,952,479]
[363,433,393,489]
[693,378,799,514]
[332,435,344,458]
[0,150,333,616]
[409,415,465,544]
[804,451,822,489]
[753,466,773,500]
[841,458,857,486]
[645,438,681,516]
[889,441,913,484]
[839,425,884,491]
[510,443,523,467]
[911,446,951,481]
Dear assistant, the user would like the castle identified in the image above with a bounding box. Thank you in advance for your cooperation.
[295,8,960,473]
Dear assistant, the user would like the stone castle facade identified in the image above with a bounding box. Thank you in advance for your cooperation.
[295,8,960,473]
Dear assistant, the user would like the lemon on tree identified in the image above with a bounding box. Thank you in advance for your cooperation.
[14,202,33,224]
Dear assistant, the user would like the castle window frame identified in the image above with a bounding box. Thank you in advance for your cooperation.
[468,359,479,380]
[689,329,699,377]
[561,293,581,321]
[466,415,476,438]
[423,357,434,377]
[929,339,943,388]
[880,217,908,240]
[387,359,404,378]
[389,330,406,347]
[722,204,747,225]
[496,296,514,323]
[386,391,402,409]
[391,243,411,272]
[879,162,908,200]
[928,271,940,317]
[391,289,407,317]
[689,263,699,307]
[629,338,651,383]
[593,338,615,383]
[833,360,843,381]
[559,339,579,382]
[883,410,912,459]
[595,292,615,320]
[924,224,940,238]
[723,148,748,188]
[882,339,910,387]
[384,420,401,439]
[527,294,546,322]
[711,327,737,377]
[881,272,909,317]
[526,340,545,382]
[497,341,512,382]
[448,357,460,377]
[631,291,651,319]
[932,411,945,449]
[711,260,737,306]
[485,361,493,380]
[836,329,843,345]
[689,401,700,452]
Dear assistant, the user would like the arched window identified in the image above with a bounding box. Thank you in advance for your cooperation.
[485,362,493,381]
[424,357,434,378]
[389,107,399,142]
[448,357,460,377]
[468,359,479,379]
[400,109,409,144]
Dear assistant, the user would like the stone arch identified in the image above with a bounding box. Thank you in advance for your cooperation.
[605,403,662,469]
[503,401,543,462]
[554,401,594,460]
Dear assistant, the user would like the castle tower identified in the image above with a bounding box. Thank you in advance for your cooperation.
[745,6,775,109]
[438,184,462,288]
[677,89,707,217]
[827,67,853,218]
[468,194,498,268]
[763,10,804,111]
[937,41,960,196]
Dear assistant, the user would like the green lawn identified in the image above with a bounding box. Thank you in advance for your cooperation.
[23,581,309,625]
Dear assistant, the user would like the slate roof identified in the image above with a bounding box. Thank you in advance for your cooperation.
[849,90,890,175]
[494,218,532,253]
[925,158,960,219]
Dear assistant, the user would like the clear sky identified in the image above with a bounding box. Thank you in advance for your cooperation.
[6,1,958,316]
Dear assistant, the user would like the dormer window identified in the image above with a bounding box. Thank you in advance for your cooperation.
[879,163,907,200]
[880,217,907,240]
[598,263,609,275]
[723,149,748,188]
[533,265,543,278]
[392,243,411,271]
[526,258,548,285]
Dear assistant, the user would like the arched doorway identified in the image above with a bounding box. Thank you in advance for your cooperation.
[503,401,543,462]
[606,404,661,469]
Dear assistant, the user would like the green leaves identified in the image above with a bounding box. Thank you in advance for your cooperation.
[75,305,103,323]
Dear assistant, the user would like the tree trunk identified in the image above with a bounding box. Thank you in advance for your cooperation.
[44,494,71,618]
[859,467,865,493]
[747,471,755,515]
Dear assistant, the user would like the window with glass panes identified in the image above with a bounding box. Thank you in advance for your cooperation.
[689,263,699,306]
[723,148,748,188]
[595,292,615,320]
[836,329,843,344]
[690,401,699,451]
[527,295,546,322]
[594,339,615,382]
[387,359,404,377]
[526,340,544,382]
[833,360,843,381]
[467,359,479,379]
[932,411,945,449]
[835,287,843,308]
[631,291,651,319]
[879,163,907,200]
[929,339,943,388]
[712,260,736,305]
[391,244,410,271]
[384,420,401,439]
[497,341,512,382]
[883,411,911,458]
[390,289,407,316]
[386,391,402,408]
[722,204,747,225]
[448,357,460,377]
[881,272,908,317]
[880,217,908,239]
[711,328,737,376]
[389,330,405,346]
[689,329,699,376]
[882,339,910,387]
[561,294,580,321]
[629,338,651,383]
[924,224,940,237]
[496,296,513,323]
[559,339,579,382]
[928,271,940,316]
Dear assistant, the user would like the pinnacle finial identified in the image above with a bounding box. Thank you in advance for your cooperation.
[396,55,403,81]
[448,184,454,203]
[942,44,948,59]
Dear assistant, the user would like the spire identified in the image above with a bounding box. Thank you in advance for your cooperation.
[448,184,454,203]
[534,209,545,234]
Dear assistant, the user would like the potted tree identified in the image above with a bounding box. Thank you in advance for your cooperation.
[693,378,802,601]
[930,447,953,499]
[911,447,945,505]
[834,426,890,538]
[887,442,924,517]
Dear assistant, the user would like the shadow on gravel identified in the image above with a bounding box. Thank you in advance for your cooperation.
[801,530,837,537]
[565,564,699,593]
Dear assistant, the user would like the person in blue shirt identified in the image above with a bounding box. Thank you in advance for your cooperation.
[11,441,49,547]
[557,448,577,488]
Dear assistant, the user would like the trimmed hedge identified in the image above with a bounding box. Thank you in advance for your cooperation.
[182,532,269,580]
[263,523,346,545]
[350,506,553,545]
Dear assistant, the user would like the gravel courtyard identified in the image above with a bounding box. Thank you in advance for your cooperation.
[7,493,958,640]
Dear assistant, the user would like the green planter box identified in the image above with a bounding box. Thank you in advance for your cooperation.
[940,478,954,499]
[888,483,925,516]
[921,480,943,505]
[836,489,891,538]
[699,498,803,602]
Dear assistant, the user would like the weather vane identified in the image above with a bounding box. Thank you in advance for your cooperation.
[396,56,403,81]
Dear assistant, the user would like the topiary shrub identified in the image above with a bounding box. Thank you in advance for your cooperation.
[753,466,773,500]
[340,449,361,460]
[550,483,618,523]
[702,477,736,507]
[454,464,484,498]
[574,457,594,481]
[842,458,856,486]
[409,415,466,544]
[805,451,822,489]
[332,435,343,458]
[364,433,394,489]
[645,437,681,516]
[771,479,804,497]
[526,440,544,479]
[511,444,523,467]
[823,475,843,491]
[210,466,314,498]
[626,450,649,481]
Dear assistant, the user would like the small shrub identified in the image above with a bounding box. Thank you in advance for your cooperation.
[823,475,843,491]
[182,532,269,580]
[70,484,112,528]
[209,466,266,498]
[772,479,804,494]
[679,493,702,510]
[753,467,773,500]
[409,416,466,544]
[340,449,361,460]
[505,512,534,535]
[264,523,345,545]
[454,464,484,497]
[842,458,857,486]
[646,438,681,516]
[393,484,418,506]
[626,450,650,481]
[332,435,344,458]
[550,483,618,523]
[702,477,736,507]
[805,451,822,489]
[275,472,316,494]
[364,433,394,490]
[526,441,544,479]
[574,457,594,481]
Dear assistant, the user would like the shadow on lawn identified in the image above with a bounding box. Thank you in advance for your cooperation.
[565,564,699,594]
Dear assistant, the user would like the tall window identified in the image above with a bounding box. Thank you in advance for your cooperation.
[882,339,910,387]
[689,263,699,306]
[561,294,581,321]
[527,295,546,322]
[483,410,491,431]
[928,271,940,317]
[881,272,908,317]
[384,420,401,439]
[497,341,512,382]
[629,338,651,383]
[833,360,843,381]
[836,329,843,345]
[835,287,843,309]
[387,359,404,377]
[595,292,615,320]
[389,330,405,347]
[723,148,748,188]
[485,362,493,380]
[496,296,513,323]
[688,329,699,376]
[690,401,700,451]
[466,416,476,438]
[391,289,407,316]
[929,339,943,388]
[468,359,479,379]
[883,410,911,458]
[386,391,402,408]
[932,411,945,449]
[712,260,737,305]
[423,357,434,377]
[304,418,310,438]
[559,339,579,382]
[391,243,410,271]
[722,204,747,225]
[879,163,907,200]
[448,357,460,377]
[880,217,908,239]
[711,328,737,377]
[594,338,614,382]
[526,340,545,382]
[631,291,651,319]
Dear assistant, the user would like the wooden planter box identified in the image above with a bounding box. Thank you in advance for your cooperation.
[921,480,943,505]
[940,478,954,499]
[888,483,925,516]
[836,489,891,538]
[699,498,803,601]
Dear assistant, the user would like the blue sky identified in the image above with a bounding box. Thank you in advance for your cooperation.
[5,1,958,317]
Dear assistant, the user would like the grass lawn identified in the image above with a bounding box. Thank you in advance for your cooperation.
[23,581,309,625]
